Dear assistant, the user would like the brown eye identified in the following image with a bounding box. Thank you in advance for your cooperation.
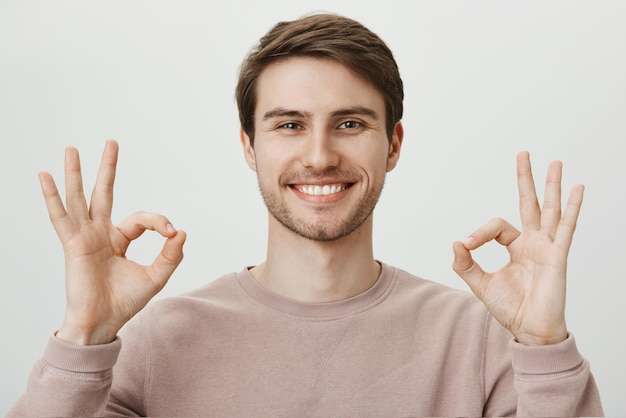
[280,122,302,130]
[338,121,361,129]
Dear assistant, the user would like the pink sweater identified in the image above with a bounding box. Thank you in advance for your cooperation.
[9,263,603,416]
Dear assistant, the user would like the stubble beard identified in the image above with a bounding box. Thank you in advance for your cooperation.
[258,171,385,242]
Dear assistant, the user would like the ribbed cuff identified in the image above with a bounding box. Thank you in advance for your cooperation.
[43,332,122,373]
[510,333,583,375]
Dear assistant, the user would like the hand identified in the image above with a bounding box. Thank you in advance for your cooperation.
[452,151,584,346]
[39,140,186,345]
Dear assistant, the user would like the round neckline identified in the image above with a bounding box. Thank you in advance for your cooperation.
[235,262,396,320]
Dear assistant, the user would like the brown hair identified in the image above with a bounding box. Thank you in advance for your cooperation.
[236,13,404,146]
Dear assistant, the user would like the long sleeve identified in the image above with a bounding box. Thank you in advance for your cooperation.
[6,266,605,416]
[482,313,603,416]
[6,334,123,418]
[511,334,604,416]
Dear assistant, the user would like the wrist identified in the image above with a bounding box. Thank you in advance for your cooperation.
[515,331,568,346]
[56,323,118,346]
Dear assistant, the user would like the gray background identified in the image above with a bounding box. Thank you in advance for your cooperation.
[1,1,624,415]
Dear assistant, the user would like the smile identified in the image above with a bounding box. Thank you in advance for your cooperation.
[294,184,348,196]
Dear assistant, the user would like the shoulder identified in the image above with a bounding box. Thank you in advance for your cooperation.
[387,264,478,303]
[148,270,247,316]
[121,270,250,335]
[384,263,490,324]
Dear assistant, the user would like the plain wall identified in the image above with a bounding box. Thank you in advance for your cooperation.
[1,1,624,415]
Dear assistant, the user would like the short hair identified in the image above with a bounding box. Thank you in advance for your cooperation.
[236,13,404,146]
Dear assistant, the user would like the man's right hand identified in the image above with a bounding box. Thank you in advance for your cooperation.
[39,140,186,345]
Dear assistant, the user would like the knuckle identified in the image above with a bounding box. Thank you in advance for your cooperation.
[490,217,505,225]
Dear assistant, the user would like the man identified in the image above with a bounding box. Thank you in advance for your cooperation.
[9,13,602,416]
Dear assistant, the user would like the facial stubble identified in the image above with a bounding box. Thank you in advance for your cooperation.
[257,168,385,242]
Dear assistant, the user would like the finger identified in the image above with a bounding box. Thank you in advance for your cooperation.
[517,151,541,231]
[148,230,187,292]
[452,240,488,298]
[540,160,563,240]
[89,140,119,221]
[39,172,73,239]
[64,147,90,223]
[461,217,521,251]
[116,211,178,242]
[554,184,584,254]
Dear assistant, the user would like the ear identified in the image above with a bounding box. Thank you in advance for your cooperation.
[386,121,404,172]
[240,127,257,172]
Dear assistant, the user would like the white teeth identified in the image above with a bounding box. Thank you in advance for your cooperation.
[298,184,345,196]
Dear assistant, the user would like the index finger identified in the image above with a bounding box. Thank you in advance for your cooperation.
[462,217,521,251]
[89,140,119,221]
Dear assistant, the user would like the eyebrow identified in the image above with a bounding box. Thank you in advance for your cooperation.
[262,106,380,121]
[330,106,380,120]
[262,108,311,121]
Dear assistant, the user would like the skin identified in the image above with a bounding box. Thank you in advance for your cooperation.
[240,57,403,303]
[452,153,584,346]
[40,57,583,346]
[40,141,186,345]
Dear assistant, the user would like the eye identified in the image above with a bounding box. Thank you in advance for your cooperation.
[279,122,302,130]
[338,120,362,129]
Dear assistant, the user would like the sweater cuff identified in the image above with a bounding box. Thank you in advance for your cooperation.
[510,333,583,375]
[43,332,122,373]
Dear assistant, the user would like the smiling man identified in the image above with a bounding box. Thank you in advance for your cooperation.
[242,57,402,302]
[9,13,602,417]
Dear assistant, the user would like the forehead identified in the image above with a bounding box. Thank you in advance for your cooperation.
[255,57,385,116]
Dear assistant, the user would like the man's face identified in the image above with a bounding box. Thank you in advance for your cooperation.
[241,57,402,242]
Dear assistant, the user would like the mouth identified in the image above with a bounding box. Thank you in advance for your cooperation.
[292,183,351,196]
[288,180,355,203]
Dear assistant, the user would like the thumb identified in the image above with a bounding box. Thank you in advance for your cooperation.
[149,230,187,291]
[452,240,487,294]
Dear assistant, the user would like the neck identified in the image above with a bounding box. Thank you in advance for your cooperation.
[249,215,380,303]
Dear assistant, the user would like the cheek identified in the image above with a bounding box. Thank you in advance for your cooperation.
[359,144,392,174]
[254,139,293,163]
[253,148,290,184]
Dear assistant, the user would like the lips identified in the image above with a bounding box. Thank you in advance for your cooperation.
[294,184,348,196]
[284,170,358,202]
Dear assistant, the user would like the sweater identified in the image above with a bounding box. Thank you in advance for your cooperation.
[9,263,603,416]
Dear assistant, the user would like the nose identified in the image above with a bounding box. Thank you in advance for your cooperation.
[300,128,341,170]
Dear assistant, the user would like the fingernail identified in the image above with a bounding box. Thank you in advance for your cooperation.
[463,236,474,246]
[166,223,176,234]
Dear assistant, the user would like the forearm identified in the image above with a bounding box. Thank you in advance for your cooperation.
[7,334,124,417]
[512,335,603,416]
[482,316,603,417]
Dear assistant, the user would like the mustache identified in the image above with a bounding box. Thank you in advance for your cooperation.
[280,167,360,184]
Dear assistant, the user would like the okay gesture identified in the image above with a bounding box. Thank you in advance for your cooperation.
[39,140,186,346]
[452,151,584,346]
